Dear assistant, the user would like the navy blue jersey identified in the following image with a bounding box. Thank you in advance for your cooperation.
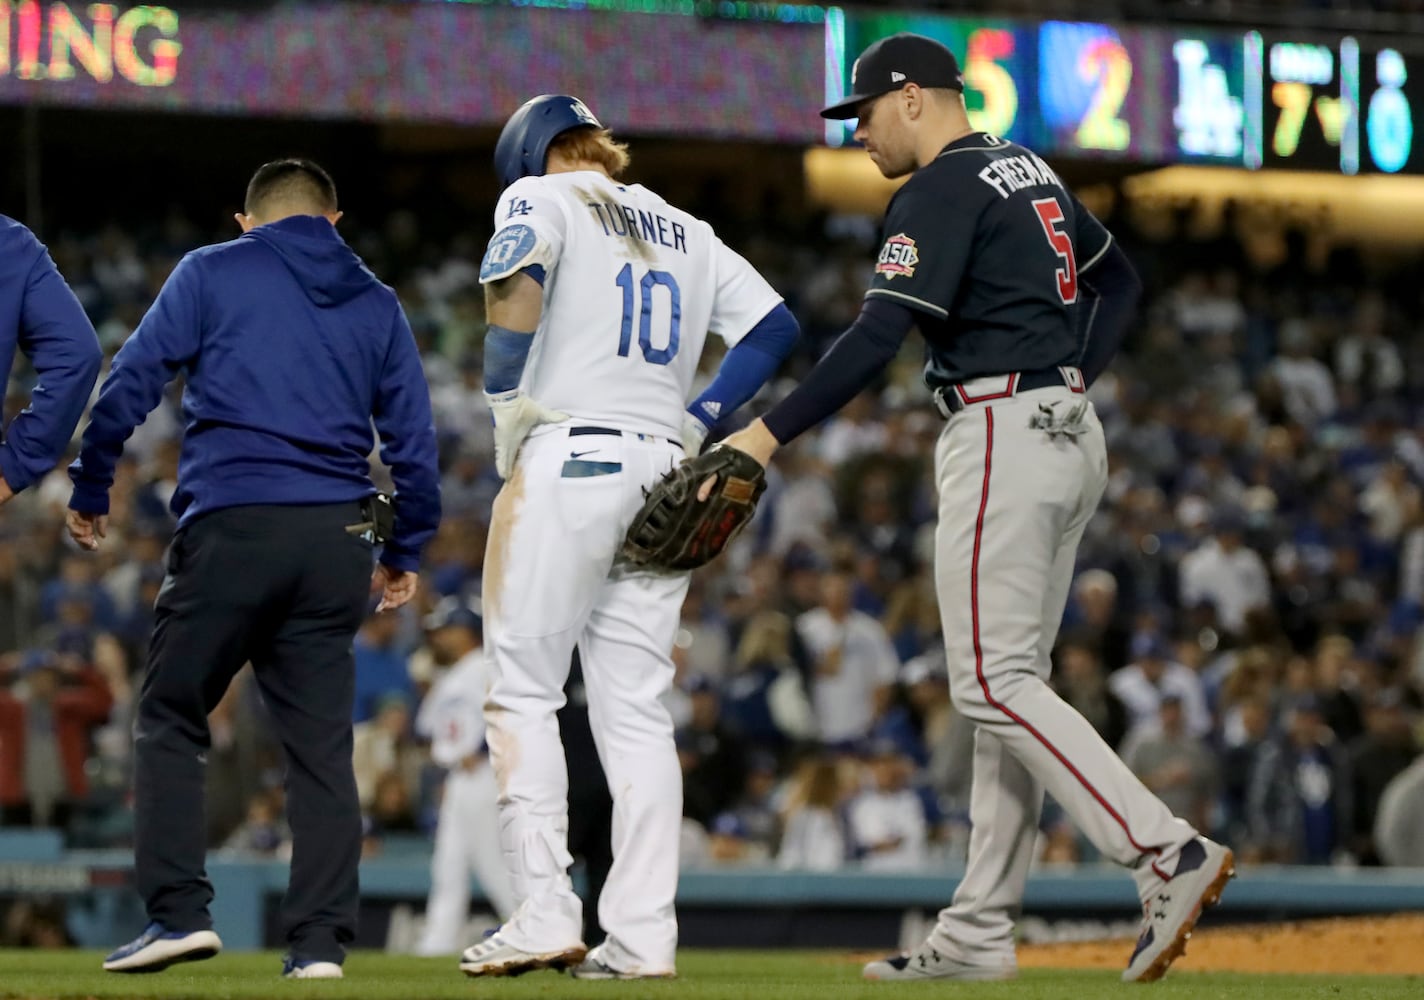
[865,133,1112,386]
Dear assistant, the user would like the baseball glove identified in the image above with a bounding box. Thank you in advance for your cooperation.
[622,445,767,571]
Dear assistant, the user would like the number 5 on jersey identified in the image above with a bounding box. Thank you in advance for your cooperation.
[615,263,681,365]
[1031,197,1079,305]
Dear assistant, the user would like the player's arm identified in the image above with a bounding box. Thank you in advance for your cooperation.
[725,184,973,463]
[1070,197,1142,386]
[2,235,103,500]
[478,180,568,479]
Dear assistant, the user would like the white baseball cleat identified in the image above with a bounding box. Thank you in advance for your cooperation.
[567,945,676,980]
[282,958,343,979]
[458,928,586,978]
[102,923,222,973]
[1123,836,1235,983]
[862,940,1016,982]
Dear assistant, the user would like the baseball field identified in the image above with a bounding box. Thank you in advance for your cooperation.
[1,917,1421,1000]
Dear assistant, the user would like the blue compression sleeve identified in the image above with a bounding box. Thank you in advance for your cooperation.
[761,297,915,445]
[687,303,799,429]
[482,323,536,394]
[1076,242,1142,386]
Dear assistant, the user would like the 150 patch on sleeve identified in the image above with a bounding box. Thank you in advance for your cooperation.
[875,233,919,279]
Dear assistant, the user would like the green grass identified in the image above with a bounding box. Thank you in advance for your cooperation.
[0,950,1416,1000]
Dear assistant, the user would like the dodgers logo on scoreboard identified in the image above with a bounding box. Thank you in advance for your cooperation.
[876,233,919,279]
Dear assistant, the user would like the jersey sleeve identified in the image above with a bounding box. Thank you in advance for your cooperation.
[1070,193,1114,273]
[479,177,568,285]
[707,234,784,346]
[865,181,978,320]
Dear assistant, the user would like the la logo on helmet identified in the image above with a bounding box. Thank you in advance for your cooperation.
[569,98,598,124]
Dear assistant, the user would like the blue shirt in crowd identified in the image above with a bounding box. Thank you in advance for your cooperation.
[0,216,103,491]
[68,216,440,571]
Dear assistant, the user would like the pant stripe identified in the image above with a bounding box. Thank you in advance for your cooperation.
[969,407,1170,881]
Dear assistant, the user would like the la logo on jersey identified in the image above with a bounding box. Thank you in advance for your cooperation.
[876,233,919,279]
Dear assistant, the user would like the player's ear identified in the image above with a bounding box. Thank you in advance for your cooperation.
[902,83,923,120]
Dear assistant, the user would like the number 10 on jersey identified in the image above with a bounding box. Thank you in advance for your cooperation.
[615,263,682,365]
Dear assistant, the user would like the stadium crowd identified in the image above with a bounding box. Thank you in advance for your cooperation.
[0,191,1421,891]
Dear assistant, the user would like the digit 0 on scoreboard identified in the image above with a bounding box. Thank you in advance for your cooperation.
[1359,42,1415,173]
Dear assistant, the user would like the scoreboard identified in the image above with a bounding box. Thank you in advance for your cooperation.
[825,11,1421,174]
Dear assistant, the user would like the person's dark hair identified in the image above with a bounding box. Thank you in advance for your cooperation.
[244,158,338,217]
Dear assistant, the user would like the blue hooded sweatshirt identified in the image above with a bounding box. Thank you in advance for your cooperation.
[0,216,103,491]
[68,216,440,572]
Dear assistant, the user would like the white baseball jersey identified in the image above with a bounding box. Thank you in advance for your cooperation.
[416,648,493,769]
[479,171,782,438]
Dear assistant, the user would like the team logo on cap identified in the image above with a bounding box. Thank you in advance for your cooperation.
[876,233,919,279]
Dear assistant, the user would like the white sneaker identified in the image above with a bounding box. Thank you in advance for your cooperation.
[568,945,676,980]
[282,958,343,980]
[862,940,1016,982]
[1123,837,1235,983]
[458,928,586,978]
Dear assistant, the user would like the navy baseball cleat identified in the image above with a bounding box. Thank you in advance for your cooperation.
[102,922,222,973]
[1123,837,1236,982]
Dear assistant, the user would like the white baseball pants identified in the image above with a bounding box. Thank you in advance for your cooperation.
[483,426,688,975]
[417,761,516,955]
[925,385,1196,964]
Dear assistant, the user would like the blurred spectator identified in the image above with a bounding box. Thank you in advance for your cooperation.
[847,742,929,871]
[1219,695,1272,847]
[1178,509,1271,639]
[796,564,898,746]
[777,755,849,871]
[353,612,413,724]
[1346,689,1419,864]
[352,693,420,809]
[1053,633,1130,750]
[1065,569,1130,673]
[1247,695,1352,864]
[677,676,747,827]
[222,788,290,856]
[1122,694,1217,833]
[1109,633,1210,739]
[1270,319,1336,428]
[0,649,112,828]
[720,610,815,752]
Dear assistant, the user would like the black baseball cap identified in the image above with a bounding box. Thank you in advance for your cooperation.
[821,32,964,120]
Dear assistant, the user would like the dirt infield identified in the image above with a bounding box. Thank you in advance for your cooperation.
[1018,913,1424,975]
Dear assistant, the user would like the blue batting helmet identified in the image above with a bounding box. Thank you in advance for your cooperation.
[493,95,603,189]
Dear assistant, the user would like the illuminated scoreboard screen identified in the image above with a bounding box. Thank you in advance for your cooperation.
[825,11,1421,174]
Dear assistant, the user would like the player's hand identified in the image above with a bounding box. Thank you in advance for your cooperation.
[67,509,109,551]
[486,390,569,480]
[373,564,418,612]
[681,412,711,457]
[0,474,13,506]
[701,418,779,500]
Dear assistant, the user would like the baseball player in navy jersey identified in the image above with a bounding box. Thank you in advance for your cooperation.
[720,34,1232,983]
[459,95,799,980]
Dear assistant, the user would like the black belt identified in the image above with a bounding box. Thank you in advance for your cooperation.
[932,366,1084,418]
[568,425,679,447]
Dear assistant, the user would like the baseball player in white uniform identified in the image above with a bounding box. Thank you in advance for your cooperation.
[413,599,516,955]
[721,35,1232,984]
[458,95,798,980]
